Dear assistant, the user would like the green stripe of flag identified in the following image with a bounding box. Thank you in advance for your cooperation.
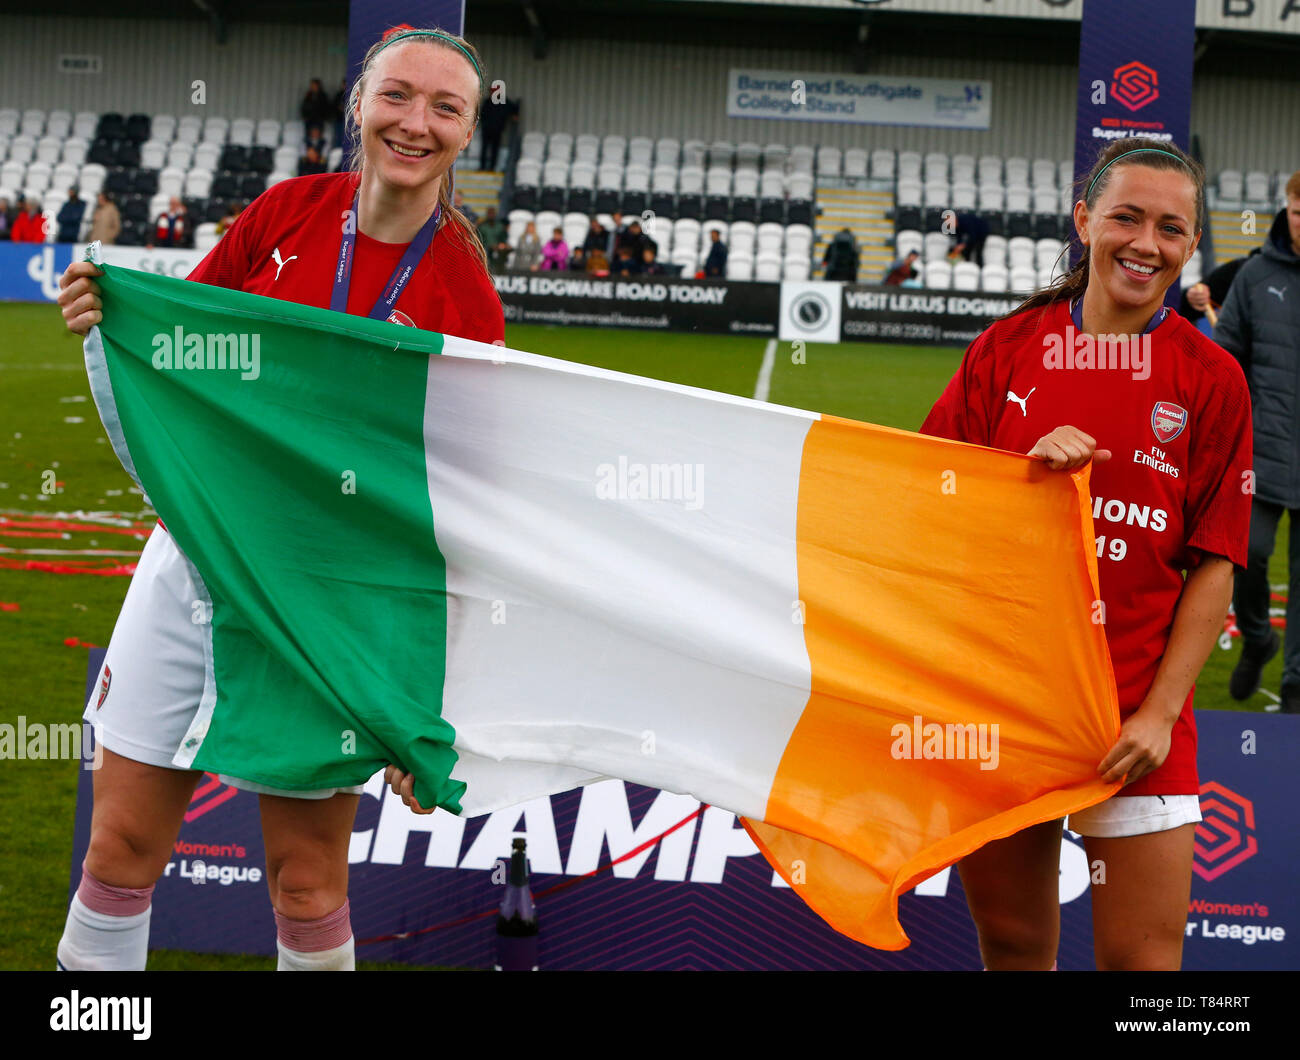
[87,264,465,812]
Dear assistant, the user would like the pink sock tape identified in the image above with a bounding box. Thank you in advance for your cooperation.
[274,899,352,953]
[77,861,155,917]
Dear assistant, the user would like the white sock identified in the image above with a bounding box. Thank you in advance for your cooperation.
[57,894,151,971]
[276,937,356,971]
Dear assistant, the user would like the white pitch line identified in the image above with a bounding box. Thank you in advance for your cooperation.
[753,339,777,402]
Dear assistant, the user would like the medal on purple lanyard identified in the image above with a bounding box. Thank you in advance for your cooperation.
[1070,297,1167,334]
[330,192,441,319]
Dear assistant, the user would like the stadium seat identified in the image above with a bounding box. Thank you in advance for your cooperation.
[653,137,680,169]
[51,161,79,190]
[202,117,229,144]
[68,111,96,140]
[600,135,626,167]
[951,182,977,211]
[952,261,980,290]
[246,145,273,174]
[547,132,574,165]
[924,152,949,184]
[754,253,781,282]
[133,169,159,196]
[166,141,194,170]
[327,147,343,171]
[762,143,788,172]
[255,119,281,148]
[271,145,297,174]
[194,222,221,252]
[140,140,167,170]
[519,131,546,163]
[1031,189,1057,217]
[1033,214,1062,240]
[924,260,953,289]
[896,178,922,210]
[950,154,976,184]
[629,137,655,168]
[981,263,1009,291]
[194,142,221,171]
[895,228,923,259]
[158,166,185,198]
[1031,158,1057,190]
[229,118,255,147]
[1244,170,1271,203]
[8,136,34,165]
[1006,211,1032,239]
[34,136,61,166]
[0,160,24,191]
[77,163,106,195]
[21,109,46,137]
[1007,236,1035,270]
[1035,237,1064,272]
[870,148,895,181]
[1218,170,1245,203]
[708,141,735,168]
[923,231,951,262]
[982,234,1008,268]
[813,146,840,180]
[783,257,811,282]
[281,120,305,149]
[184,168,213,198]
[1009,266,1037,294]
[788,145,814,176]
[61,138,88,168]
[150,114,176,144]
[0,109,18,138]
[1006,185,1031,214]
[680,139,707,169]
[220,145,249,173]
[175,117,202,145]
[897,151,922,181]
[1004,157,1030,186]
[726,255,754,281]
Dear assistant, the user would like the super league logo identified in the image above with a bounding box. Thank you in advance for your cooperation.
[1193,781,1259,882]
[1111,61,1160,112]
[184,772,239,823]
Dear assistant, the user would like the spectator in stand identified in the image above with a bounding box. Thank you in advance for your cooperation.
[586,246,609,274]
[883,249,921,285]
[56,188,86,243]
[216,201,245,237]
[298,146,328,177]
[151,197,188,248]
[0,197,13,241]
[513,220,542,271]
[823,227,858,281]
[954,211,990,267]
[569,246,586,271]
[475,206,511,271]
[88,191,121,245]
[641,245,666,276]
[606,211,627,258]
[11,199,47,243]
[478,95,520,172]
[1178,249,1260,337]
[702,228,727,278]
[453,189,478,227]
[332,76,348,150]
[618,219,650,258]
[540,226,569,271]
[611,243,640,276]
[303,124,328,159]
[301,78,334,129]
[583,219,608,254]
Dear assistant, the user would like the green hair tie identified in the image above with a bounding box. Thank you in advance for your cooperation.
[1087,147,1190,200]
[375,29,484,92]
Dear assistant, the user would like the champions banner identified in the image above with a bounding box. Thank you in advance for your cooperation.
[726,70,992,130]
[70,650,1300,970]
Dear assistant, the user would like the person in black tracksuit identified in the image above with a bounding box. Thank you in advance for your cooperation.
[1214,184,1300,710]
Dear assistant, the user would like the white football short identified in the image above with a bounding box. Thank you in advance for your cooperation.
[1067,794,1202,838]
[85,524,363,799]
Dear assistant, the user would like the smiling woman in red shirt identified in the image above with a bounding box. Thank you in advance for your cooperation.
[54,27,502,972]
[922,137,1252,972]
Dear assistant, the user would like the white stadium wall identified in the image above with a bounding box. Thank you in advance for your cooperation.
[0,14,1297,177]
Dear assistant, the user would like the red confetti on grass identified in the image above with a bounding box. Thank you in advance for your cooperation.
[63,637,103,648]
[0,602,19,611]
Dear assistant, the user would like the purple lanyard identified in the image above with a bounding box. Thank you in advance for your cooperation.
[1070,297,1167,334]
[331,193,441,319]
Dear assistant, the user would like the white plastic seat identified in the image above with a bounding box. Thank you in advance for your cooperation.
[193,142,221,171]
[72,111,98,140]
[1035,238,1064,272]
[1007,236,1036,270]
[76,163,106,195]
[600,135,626,167]
[158,166,185,198]
[816,146,842,179]
[228,118,255,146]
[1032,189,1058,216]
[628,137,654,168]
[273,145,298,174]
[7,136,34,165]
[519,131,546,162]
[896,179,922,209]
[1244,171,1271,203]
[61,138,88,167]
[870,149,895,181]
[195,222,221,252]
[255,119,281,148]
[202,116,229,144]
[20,109,44,137]
[678,166,704,196]
[924,261,953,289]
[977,155,1002,184]
[923,231,952,263]
[754,254,782,282]
[982,235,1008,268]
[654,137,680,169]
[726,256,754,281]
[981,263,1009,292]
[897,151,922,181]
[1004,157,1030,186]
[951,182,977,211]
[1031,158,1057,190]
[782,258,811,282]
[151,115,176,144]
[950,155,976,184]
[895,229,923,258]
[789,144,815,175]
[183,168,213,198]
[140,140,167,170]
[547,132,573,165]
[35,137,62,165]
[952,261,981,290]
[924,152,949,183]
[1009,266,1037,295]
[1005,185,1032,214]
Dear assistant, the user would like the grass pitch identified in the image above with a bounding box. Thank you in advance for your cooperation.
[0,305,1285,970]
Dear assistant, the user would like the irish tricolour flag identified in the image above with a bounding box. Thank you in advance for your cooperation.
[84,259,1120,949]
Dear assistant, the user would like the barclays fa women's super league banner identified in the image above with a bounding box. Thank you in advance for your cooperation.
[1073,0,1195,190]
[69,651,1300,970]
